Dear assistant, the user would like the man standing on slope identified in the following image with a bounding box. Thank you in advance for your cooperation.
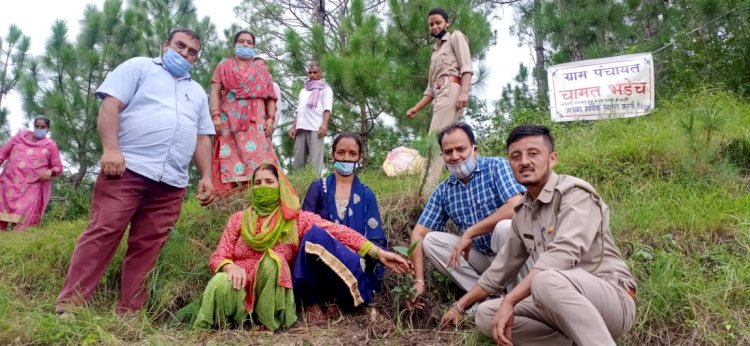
[56,28,215,315]
[289,61,333,175]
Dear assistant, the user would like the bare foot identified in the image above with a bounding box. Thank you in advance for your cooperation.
[250,324,273,335]
[304,304,327,325]
[325,303,341,320]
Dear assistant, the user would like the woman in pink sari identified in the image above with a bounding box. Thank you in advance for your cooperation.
[211,30,280,196]
[0,116,63,231]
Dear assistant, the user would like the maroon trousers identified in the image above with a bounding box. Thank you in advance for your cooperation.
[57,170,186,313]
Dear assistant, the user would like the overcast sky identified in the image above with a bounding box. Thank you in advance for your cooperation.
[0,0,531,133]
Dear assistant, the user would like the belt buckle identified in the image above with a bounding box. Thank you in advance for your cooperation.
[435,76,447,91]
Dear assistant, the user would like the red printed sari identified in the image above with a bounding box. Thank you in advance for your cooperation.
[211,57,280,195]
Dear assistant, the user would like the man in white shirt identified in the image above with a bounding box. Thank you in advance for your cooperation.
[289,61,332,174]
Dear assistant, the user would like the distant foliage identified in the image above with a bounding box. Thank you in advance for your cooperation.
[720,137,750,175]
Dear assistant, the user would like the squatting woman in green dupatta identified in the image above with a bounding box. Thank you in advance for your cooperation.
[192,163,411,331]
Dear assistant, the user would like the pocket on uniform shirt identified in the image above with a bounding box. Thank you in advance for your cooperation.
[440,51,457,67]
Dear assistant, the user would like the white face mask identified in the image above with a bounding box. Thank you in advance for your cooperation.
[445,153,478,180]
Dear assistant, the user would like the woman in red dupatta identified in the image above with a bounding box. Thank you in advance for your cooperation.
[210,30,280,196]
[191,163,412,331]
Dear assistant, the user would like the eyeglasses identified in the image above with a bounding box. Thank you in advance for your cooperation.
[174,40,200,57]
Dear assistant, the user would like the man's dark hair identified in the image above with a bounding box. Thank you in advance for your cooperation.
[437,121,476,150]
[428,7,450,21]
[506,125,555,152]
[233,30,256,45]
[167,28,201,45]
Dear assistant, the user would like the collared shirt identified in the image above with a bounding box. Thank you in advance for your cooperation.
[96,57,214,188]
[417,156,525,255]
[295,84,333,131]
[423,30,474,98]
[476,173,636,294]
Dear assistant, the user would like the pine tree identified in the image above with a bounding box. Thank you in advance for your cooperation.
[20,0,146,188]
[18,0,223,188]
[236,0,495,166]
[0,25,30,140]
[128,0,220,90]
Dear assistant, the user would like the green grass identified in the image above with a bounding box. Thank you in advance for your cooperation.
[0,89,749,344]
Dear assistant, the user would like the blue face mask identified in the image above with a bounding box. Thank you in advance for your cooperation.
[334,161,357,176]
[33,128,48,139]
[235,46,256,59]
[162,48,193,78]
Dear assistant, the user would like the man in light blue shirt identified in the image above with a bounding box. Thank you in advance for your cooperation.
[56,28,215,316]
[407,122,532,310]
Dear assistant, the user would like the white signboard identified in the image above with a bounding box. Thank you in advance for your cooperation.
[547,53,655,122]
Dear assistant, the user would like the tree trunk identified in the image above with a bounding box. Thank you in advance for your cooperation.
[359,101,369,168]
[71,151,88,190]
[532,0,547,107]
[315,0,326,26]
[569,40,584,61]
[643,0,661,39]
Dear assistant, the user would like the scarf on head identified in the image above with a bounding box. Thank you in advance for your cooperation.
[240,164,301,286]
[303,79,330,108]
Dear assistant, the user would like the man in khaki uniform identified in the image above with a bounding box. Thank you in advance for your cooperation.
[406,7,473,200]
[440,125,636,346]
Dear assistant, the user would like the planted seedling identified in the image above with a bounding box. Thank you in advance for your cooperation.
[391,240,420,330]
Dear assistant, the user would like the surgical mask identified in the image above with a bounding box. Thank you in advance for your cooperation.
[431,30,447,39]
[235,46,256,59]
[33,129,48,139]
[334,161,357,176]
[162,48,193,78]
[445,153,478,180]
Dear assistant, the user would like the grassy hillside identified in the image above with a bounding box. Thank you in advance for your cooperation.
[0,90,748,345]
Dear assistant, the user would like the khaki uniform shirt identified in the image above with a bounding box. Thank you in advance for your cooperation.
[477,173,636,294]
[423,30,473,98]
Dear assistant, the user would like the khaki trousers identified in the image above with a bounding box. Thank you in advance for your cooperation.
[422,220,532,293]
[421,83,464,200]
[474,268,636,346]
[293,129,325,175]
